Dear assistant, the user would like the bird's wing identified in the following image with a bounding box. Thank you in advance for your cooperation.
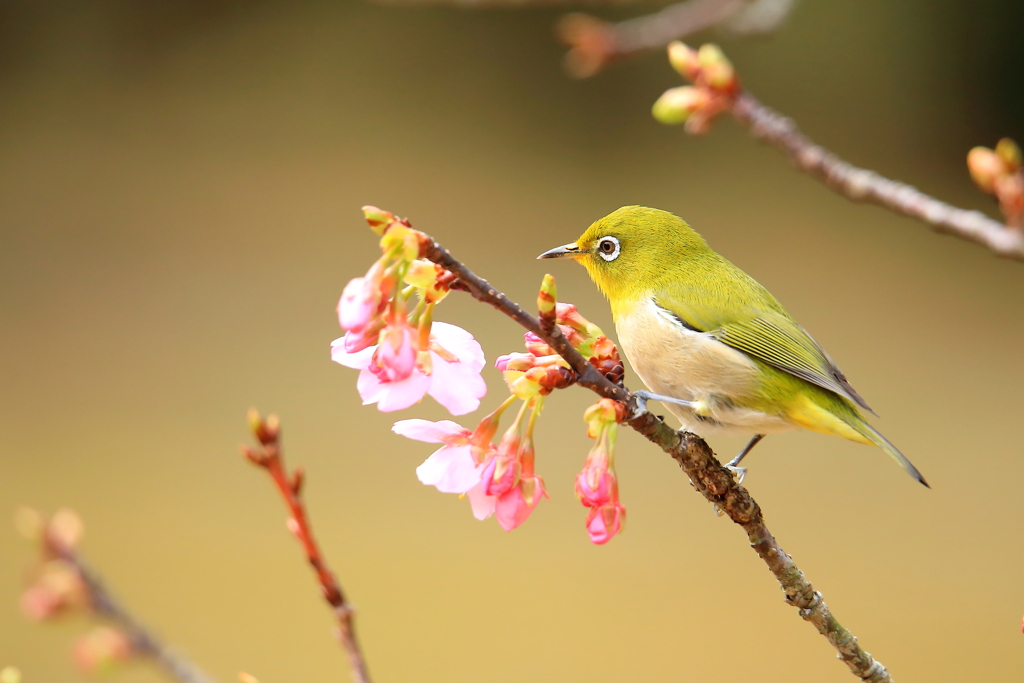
[656,297,874,413]
[711,311,874,413]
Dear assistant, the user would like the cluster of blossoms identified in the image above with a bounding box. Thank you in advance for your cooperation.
[577,399,627,544]
[331,207,486,415]
[652,41,740,135]
[967,138,1023,229]
[334,221,630,543]
[16,508,135,674]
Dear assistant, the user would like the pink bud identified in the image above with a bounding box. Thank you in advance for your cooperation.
[371,323,417,382]
[585,503,626,545]
[72,626,134,675]
[495,474,547,531]
[481,453,519,497]
[575,461,614,507]
[524,331,555,357]
[338,277,380,333]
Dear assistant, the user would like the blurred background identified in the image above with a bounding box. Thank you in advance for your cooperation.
[2,0,1023,681]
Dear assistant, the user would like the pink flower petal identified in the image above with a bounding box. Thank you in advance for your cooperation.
[392,419,469,443]
[331,338,376,369]
[496,487,536,531]
[415,445,482,494]
[466,482,496,520]
[357,367,430,412]
[428,351,487,416]
[432,322,486,372]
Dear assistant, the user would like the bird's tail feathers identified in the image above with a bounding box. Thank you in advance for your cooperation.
[849,419,929,488]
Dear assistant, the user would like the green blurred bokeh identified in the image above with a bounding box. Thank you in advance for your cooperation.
[2,1,1022,681]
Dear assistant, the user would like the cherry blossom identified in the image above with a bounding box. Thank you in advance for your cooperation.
[333,321,486,415]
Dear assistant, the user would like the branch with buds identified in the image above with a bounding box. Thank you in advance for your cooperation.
[243,410,372,683]
[652,41,1024,262]
[331,207,897,682]
[558,0,793,78]
[15,508,219,683]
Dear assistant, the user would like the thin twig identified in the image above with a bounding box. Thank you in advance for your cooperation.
[730,92,1024,261]
[243,413,372,683]
[560,0,749,77]
[48,545,220,683]
[424,237,894,683]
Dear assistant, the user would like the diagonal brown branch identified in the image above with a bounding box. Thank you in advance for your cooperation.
[48,545,220,683]
[424,237,894,683]
[729,92,1024,261]
[243,412,372,683]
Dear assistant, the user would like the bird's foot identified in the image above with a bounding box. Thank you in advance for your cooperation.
[630,391,694,421]
[724,464,747,485]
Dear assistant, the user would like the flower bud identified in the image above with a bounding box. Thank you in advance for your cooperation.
[653,86,707,125]
[538,274,558,328]
[403,259,440,290]
[48,508,83,549]
[496,352,536,373]
[482,450,519,497]
[338,276,380,333]
[584,398,624,427]
[967,146,1005,193]
[362,205,396,235]
[697,43,736,90]
[585,502,626,545]
[996,138,1022,173]
[667,41,701,81]
[72,626,134,675]
[510,367,546,400]
[524,331,556,357]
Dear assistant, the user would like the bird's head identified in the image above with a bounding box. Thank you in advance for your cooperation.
[538,205,710,303]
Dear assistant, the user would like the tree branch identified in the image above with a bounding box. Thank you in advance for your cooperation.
[48,545,220,683]
[243,412,373,683]
[730,92,1024,261]
[559,0,759,78]
[423,237,895,683]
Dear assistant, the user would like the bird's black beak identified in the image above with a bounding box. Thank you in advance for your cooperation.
[537,242,582,260]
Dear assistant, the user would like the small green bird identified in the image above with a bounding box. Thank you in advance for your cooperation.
[539,205,927,486]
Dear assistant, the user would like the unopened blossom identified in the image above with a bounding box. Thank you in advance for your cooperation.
[586,502,626,545]
[72,626,134,675]
[576,398,627,544]
[20,559,89,621]
[372,317,418,383]
[333,321,486,415]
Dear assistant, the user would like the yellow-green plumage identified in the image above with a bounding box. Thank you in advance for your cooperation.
[539,205,927,486]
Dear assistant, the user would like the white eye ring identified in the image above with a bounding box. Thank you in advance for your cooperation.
[597,236,620,261]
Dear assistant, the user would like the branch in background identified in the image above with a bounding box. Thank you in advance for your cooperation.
[242,411,372,683]
[652,42,1024,262]
[422,236,894,683]
[371,0,642,7]
[16,509,219,683]
[732,94,1024,259]
[559,0,794,78]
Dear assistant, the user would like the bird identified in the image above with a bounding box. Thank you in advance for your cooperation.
[538,205,927,487]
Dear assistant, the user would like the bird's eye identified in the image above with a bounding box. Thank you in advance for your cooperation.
[597,236,621,262]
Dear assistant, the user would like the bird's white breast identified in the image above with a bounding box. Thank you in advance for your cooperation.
[615,297,795,437]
